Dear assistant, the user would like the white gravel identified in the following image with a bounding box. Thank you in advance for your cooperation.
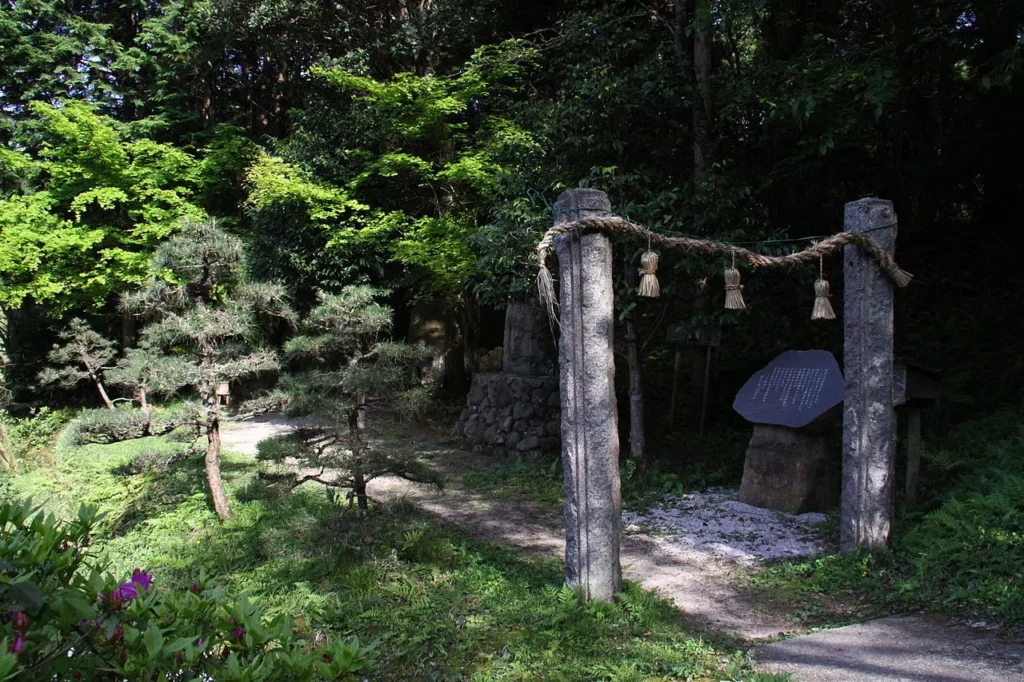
[622,488,830,564]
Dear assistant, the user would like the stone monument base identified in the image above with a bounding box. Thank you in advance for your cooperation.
[454,372,560,459]
[739,424,831,514]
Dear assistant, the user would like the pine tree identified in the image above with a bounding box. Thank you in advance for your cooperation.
[37,318,117,410]
[258,286,440,515]
[123,218,294,520]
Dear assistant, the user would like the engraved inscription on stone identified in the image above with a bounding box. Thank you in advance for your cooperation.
[733,350,845,428]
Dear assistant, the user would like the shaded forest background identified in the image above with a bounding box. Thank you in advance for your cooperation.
[2,0,1023,439]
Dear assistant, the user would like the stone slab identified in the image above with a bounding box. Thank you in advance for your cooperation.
[738,424,831,514]
[733,350,844,428]
[755,616,1024,682]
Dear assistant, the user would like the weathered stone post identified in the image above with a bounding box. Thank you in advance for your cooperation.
[554,188,622,600]
[840,198,898,553]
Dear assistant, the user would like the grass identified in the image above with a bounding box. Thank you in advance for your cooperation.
[744,407,1024,638]
[463,455,565,510]
[6,418,791,681]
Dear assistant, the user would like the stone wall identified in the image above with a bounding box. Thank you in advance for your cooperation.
[454,372,560,458]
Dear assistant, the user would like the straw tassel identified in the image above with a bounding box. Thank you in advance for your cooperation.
[724,252,746,310]
[811,256,836,320]
[638,250,660,297]
[536,246,558,329]
[812,280,836,320]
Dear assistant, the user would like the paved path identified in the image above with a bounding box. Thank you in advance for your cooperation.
[755,616,1024,681]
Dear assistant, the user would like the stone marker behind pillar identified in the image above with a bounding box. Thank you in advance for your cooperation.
[735,350,843,514]
[554,188,622,601]
[840,198,897,554]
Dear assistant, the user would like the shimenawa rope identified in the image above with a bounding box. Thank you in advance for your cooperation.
[535,215,912,322]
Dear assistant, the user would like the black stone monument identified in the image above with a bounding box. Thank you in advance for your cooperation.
[734,350,844,514]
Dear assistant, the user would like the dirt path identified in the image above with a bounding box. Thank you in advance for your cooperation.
[222,415,1024,679]
[222,415,800,641]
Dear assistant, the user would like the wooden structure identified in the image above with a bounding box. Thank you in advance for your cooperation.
[893,361,941,504]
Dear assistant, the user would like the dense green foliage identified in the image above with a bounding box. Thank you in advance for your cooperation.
[0,498,374,680]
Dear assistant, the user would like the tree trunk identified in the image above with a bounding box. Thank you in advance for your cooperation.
[0,425,12,470]
[623,252,647,483]
[91,372,115,410]
[354,473,369,517]
[692,0,714,184]
[138,388,150,414]
[205,414,232,521]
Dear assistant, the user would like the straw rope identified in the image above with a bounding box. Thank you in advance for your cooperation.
[535,215,911,324]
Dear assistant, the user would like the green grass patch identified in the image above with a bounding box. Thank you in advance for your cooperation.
[7,424,788,681]
[463,455,565,509]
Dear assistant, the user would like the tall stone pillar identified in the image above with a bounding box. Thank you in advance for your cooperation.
[840,198,897,553]
[554,188,622,600]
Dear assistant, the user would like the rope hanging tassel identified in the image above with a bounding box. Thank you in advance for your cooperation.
[638,250,660,297]
[534,215,913,328]
[536,246,558,325]
[724,252,746,310]
[811,256,836,320]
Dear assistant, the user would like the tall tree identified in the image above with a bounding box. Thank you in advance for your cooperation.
[122,219,293,520]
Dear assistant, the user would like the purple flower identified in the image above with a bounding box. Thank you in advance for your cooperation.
[9,611,28,632]
[130,570,153,592]
[114,570,154,602]
[8,634,25,655]
[196,638,205,649]
[232,627,245,643]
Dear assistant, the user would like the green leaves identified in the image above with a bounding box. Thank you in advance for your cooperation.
[0,103,205,314]
[0,496,375,680]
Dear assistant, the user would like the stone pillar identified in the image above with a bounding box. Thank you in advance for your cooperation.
[554,188,622,600]
[840,198,897,554]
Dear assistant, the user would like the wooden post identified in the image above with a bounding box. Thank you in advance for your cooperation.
[905,407,922,504]
[840,198,898,554]
[669,350,682,429]
[554,188,622,601]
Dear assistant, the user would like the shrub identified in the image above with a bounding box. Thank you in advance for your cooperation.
[0,407,73,468]
[65,406,188,446]
[898,472,1024,623]
[0,498,374,681]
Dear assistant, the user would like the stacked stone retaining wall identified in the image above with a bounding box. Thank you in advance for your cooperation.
[454,372,560,458]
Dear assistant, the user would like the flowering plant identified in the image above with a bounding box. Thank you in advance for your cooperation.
[0,498,372,680]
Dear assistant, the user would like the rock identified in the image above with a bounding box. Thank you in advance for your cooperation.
[545,421,561,436]
[506,431,521,448]
[540,436,560,451]
[738,424,832,514]
[516,435,541,451]
[547,392,561,407]
[468,382,486,405]
[513,402,534,419]
[483,425,497,444]
[531,388,547,405]
[487,380,513,408]
[513,419,529,432]
[500,416,513,432]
